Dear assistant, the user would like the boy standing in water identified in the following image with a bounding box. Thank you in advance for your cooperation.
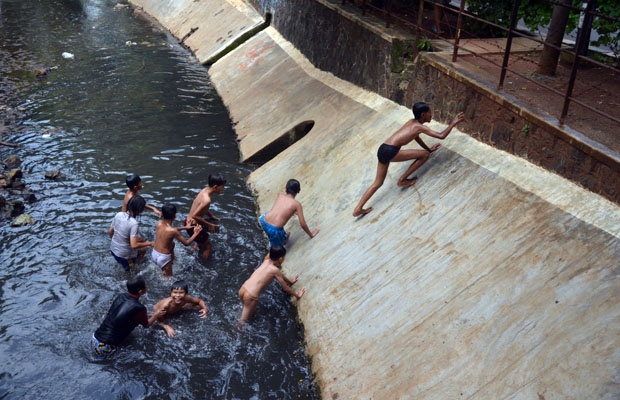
[238,245,305,326]
[186,174,226,259]
[91,276,165,358]
[152,203,203,276]
[352,102,465,217]
[123,174,162,217]
[259,179,320,247]
[152,280,208,337]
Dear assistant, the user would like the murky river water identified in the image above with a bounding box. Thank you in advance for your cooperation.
[0,0,319,398]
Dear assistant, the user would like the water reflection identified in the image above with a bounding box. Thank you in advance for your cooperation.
[0,0,319,398]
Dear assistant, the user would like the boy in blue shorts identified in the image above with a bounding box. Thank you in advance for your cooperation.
[260,179,319,247]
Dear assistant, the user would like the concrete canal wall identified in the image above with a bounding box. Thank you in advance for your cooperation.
[131,0,620,398]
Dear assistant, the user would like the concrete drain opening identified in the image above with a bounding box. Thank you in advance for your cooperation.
[244,120,315,164]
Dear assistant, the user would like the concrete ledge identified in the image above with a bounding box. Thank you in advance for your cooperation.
[209,27,397,162]
[132,0,264,64]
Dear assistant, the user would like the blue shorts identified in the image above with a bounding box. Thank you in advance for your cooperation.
[111,251,136,272]
[91,335,117,359]
[260,214,288,247]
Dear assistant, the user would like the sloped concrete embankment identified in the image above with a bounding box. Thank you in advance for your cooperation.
[132,1,620,398]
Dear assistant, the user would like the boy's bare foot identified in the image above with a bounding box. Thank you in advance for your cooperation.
[352,207,373,217]
[397,177,418,188]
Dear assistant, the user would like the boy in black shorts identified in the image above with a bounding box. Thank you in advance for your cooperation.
[352,102,464,217]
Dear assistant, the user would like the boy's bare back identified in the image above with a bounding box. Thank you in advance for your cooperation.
[264,193,300,228]
[153,221,179,254]
[243,259,281,297]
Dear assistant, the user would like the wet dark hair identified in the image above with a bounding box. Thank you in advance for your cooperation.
[127,276,146,295]
[285,179,300,195]
[269,245,286,260]
[161,203,177,220]
[171,280,188,294]
[208,174,226,187]
[126,174,141,189]
[412,102,431,120]
[127,195,146,217]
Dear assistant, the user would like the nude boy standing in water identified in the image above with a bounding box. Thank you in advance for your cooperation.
[352,102,464,217]
[186,174,226,259]
[238,245,305,326]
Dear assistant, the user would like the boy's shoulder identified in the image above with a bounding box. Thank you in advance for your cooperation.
[155,296,172,307]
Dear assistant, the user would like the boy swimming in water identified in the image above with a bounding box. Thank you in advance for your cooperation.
[352,102,465,217]
[152,280,208,337]
[238,245,305,327]
[152,203,203,276]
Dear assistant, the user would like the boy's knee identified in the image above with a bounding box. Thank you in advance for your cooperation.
[372,179,385,189]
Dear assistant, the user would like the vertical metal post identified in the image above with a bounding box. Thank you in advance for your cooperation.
[560,0,594,123]
[452,0,466,62]
[415,0,425,56]
[498,0,522,89]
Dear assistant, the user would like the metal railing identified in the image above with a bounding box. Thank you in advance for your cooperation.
[341,0,619,135]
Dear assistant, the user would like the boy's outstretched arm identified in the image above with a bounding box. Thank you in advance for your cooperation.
[146,204,162,218]
[295,203,320,238]
[147,307,167,328]
[174,225,202,246]
[187,295,208,318]
[283,273,299,286]
[423,112,465,140]
[190,214,219,233]
[152,300,175,337]
[275,273,305,299]
[130,236,154,249]
[414,136,434,152]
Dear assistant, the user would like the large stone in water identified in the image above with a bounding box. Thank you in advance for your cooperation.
[11,213,34,227]
[6,168,22,182]
[3,155,21,169]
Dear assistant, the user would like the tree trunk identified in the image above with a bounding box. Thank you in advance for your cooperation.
[537,0,572,76]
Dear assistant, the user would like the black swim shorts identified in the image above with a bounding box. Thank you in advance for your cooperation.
[377,143,400,164]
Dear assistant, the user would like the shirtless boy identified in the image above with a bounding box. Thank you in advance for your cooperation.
[123,174,161,217]
[186,174,226,259]
[260,179,319,247]
[352,102,465,217]
[152,203,203,276]
[238,245,305,326]
[152,280,208,337]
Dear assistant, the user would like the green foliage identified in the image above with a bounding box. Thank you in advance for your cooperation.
[418,36,433,51]
[591,1,620,56]
[464,0,514,37]
[464,0,619,56]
